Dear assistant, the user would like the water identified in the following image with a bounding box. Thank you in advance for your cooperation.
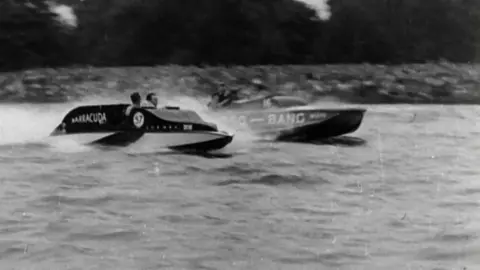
[0,99,479,270]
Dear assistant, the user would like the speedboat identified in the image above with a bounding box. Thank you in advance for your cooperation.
[50,104,234,152]
[208,94,366,141]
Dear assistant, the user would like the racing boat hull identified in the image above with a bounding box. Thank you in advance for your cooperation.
[210,95,366,141]
[219,108,365,141]
[50,104,234,152]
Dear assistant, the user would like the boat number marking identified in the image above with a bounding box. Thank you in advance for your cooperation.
[71,112,107,124]
[263,99,272,108]
[267,113,305,125]
[183,124,193,130]
[133,112,144,128]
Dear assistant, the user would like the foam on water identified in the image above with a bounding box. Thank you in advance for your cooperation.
[0,96,119,153]
[0,94,261,154]
[0,91,374,155]
[0,104,67,145]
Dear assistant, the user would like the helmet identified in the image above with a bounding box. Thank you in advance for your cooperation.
[130,92,141,103]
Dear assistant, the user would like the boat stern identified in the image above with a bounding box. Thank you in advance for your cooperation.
[304,108,366,139]
[50,122,67,136]
[275,108,367,141]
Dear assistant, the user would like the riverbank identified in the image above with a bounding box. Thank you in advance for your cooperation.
[1,63,480,104]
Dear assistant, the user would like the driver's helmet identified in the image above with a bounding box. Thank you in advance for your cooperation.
[218,82,227,92]
[217,82,229,93]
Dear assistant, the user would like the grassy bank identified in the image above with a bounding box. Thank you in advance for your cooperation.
[1,63,480,104]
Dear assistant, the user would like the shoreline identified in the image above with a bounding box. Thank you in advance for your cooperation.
[1,63,480,104]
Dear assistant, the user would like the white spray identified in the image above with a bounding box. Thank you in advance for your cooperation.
[0,96,121,152]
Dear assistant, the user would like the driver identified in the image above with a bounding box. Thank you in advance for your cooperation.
[146,92,159,108]
[125,92,150,116]
[209,82,238,109]
[125,92,141,116]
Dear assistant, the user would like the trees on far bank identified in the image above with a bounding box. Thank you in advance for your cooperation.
[1,0,479,71]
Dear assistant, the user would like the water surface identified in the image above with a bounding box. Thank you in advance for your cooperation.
[0,101,478,270]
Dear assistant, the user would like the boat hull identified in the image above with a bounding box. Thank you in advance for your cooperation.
[50,104,234,152]
[209,94,366,141]
[217,108,366,141]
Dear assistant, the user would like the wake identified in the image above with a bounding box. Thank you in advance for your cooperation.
[0,94,260,154]
[0,103,69,145]
[0,96,121,152]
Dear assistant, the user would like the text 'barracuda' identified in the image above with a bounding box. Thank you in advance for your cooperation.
[71,113,107,124]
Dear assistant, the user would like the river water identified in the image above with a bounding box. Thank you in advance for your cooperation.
[0,97,478,270]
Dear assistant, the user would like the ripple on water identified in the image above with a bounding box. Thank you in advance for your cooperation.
[0,104,479,269]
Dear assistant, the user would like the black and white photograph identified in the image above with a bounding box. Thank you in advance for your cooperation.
[0,0,478,269]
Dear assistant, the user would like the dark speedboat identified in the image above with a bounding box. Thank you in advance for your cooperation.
[50,104,234,152]
[209,94,366,141]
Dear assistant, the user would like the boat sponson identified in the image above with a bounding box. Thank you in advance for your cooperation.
[89,131,145,147]
[168,133,234,151]
[84,129,233,150]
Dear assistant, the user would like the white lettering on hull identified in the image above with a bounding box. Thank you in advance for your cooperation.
[71,113,107,124]
[267,113,305,125]
[221,113,306,126]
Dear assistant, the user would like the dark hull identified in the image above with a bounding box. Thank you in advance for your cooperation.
[50,104,234,152]
[218,108,366,141]
[276,109,365,140]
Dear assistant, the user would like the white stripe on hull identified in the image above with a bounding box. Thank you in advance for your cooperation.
[123,132,232,153]
[49,131,232,153]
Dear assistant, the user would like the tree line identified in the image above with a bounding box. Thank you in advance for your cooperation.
[1,0,479,72]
